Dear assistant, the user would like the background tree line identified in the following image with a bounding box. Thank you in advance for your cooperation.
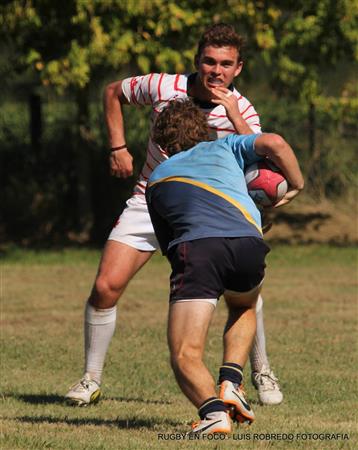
[0,0,357,245]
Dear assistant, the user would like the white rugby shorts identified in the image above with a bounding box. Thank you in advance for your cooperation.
[108,195,159,252]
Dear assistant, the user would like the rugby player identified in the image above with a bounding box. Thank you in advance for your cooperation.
[65,23,283,406]
[146,99,304,434]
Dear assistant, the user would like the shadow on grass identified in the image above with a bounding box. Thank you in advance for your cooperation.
[4,393,64,405]
[4,392,171,406]
[274,210,331,230]
[109,396,172,405]
[15,415,183,429]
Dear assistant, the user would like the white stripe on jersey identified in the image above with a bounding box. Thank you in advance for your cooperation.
[121,73,261,195]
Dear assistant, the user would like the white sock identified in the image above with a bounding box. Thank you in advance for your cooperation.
[250,295,270,373]
[84,301,117,385]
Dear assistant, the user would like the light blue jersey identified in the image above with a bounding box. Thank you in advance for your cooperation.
[147,134,264,254]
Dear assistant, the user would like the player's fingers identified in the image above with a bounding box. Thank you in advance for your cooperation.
[109,161,125,178]
[210,87,225,97]
[274,198,289,208]
[122,169,133,178]
[213,86,233,96]
[274,188,301,207]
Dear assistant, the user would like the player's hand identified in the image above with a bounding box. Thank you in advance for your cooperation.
[274,188,301,208]
[109,148,133,178]
[210,87,252,134]
[209,87,241,123]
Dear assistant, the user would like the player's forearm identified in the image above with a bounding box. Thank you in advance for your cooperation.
[255,134,304,190]
[210,87,256,135]
[103,81,127,148]
[231,115,253,134]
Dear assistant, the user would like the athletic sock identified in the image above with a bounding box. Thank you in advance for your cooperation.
[249,294,270,373]
[198,397,227,419]
[84,301,117,385]
[218,362,243,385]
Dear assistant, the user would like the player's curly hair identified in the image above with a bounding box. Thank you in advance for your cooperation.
[152,99,210,156]
[197,23,245,62]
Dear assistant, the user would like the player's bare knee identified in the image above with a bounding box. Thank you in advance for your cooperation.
[170,347,202,375]
[90,274,125,307]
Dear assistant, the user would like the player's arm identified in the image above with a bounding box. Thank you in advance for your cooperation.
[210,87,253,134]
[254,133,305,207]
[103,80,133,178]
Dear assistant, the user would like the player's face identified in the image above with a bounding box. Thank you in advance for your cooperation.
[195,45,243,98]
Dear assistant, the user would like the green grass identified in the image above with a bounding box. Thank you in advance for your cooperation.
[1,245,357,449]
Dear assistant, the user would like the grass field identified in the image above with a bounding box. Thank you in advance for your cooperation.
[1,245,357,449]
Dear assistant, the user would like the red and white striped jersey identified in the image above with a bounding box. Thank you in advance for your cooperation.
[121,73,261,195]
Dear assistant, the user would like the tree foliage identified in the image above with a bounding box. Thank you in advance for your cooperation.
[1,0,356,97]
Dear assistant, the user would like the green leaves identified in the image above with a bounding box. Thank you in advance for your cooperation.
[1,0,356,102]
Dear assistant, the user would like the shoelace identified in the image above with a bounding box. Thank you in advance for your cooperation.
[255,370,279,389]
[69,378,90,392]
[80,379,90,390]
[233,383,247,397]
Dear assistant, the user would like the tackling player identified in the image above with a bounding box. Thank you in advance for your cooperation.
[65,23,283,406]
[146,99,304,434]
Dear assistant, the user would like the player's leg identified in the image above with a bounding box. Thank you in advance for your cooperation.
[89,239,153,309]
[250,210,283,405]
[219,287,259,424]
[219,236,269,422]
[85,240,153,382]
[249,295,269,371]
[166,239,235,434]
[168,301,216,406]
[168,300,231,434]
[65,196,158,405]
[250,294,283,405]
[65,241,153,405]
[223,289,258,365]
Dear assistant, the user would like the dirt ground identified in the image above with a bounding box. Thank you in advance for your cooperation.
[264,196,357,245]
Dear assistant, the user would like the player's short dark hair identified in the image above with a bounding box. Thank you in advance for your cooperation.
[152,99,210,156]
[197,23,245,62]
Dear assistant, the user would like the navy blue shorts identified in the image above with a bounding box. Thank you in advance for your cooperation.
[167,237,270,302]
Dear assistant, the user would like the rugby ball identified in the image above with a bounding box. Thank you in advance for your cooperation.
[245,160,288,207]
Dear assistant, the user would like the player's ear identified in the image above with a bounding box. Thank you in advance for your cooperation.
[234,61,244,77]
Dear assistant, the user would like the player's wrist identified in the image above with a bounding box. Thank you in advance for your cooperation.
[110,144,127,153]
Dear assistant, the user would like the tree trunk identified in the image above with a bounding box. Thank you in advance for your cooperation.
[307,101,324,198]
[29,93,42,151]
[75,85,93,241]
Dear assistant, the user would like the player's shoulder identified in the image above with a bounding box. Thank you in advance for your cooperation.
[121,72,188,105]
[157,73,188,98]
[142,73,188,102]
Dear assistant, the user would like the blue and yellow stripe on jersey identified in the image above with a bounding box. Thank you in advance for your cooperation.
[149,176,262,235]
